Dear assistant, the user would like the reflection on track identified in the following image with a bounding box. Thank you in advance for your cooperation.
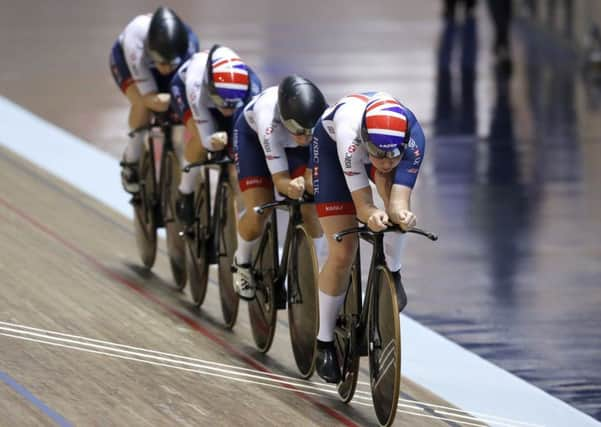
[1,321,539,427]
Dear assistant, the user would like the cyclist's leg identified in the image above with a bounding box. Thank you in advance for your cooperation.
[110,41,150,192]
[233,115,274,298]
[110,40,150,154]
[317,215,357,329]
[369,169,408,310]
[384,232,408,311]
[125,84,150,161]
[384,118,426,311]
[170,73,207,224]
[175,119,207,225]
[312,121,358,382]
[300,202,327,270]
[233,186,273,299]
[314,215,356,383]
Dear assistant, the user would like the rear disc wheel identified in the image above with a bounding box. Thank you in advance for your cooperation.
[368,267,401,427]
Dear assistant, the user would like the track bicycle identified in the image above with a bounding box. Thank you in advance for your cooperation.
[247,195,320,378]
[333,224,437,426]
[181,151,239,328]
[125,114,187,288]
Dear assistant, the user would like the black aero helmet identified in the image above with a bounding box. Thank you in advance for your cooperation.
[147,7,188,65]
[278,75,326,135]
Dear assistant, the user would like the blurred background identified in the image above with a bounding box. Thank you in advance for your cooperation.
[1,0,600,421]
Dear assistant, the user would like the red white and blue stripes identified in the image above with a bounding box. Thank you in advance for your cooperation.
[364,95,407,150]
[211,47,249,102]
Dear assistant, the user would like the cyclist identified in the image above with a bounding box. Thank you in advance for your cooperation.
[232,75,328,300]
[169,44,262,225]
[311,92,426,383]
[109,7,200,193]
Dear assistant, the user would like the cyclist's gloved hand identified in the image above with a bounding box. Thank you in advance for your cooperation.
[209,131,228,151]
[287,176,305,200]
[368,209,390,232]
[391,209,417,231]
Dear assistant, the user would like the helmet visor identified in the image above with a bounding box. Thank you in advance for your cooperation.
[208,91,240,109]
[282,118,313,136]
[365,140,404,159]
[148,49,182,67]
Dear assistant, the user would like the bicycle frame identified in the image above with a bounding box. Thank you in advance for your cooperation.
[335,226,438,356]
[135,118,177,228]
[184,152,234,264]
[252,197,312,307]
[351,231,387,357]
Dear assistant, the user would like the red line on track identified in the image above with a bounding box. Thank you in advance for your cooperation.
[0,196,359,427]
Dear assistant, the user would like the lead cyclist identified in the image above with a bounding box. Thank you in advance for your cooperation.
[311,92,426,383]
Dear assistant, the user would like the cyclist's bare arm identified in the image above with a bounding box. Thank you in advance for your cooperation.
[304,168,314,195]
[351,186,388,230]
[373,169,393,209]
[388,184,416,230]
[184,118,207,163]
[273,171,304,199]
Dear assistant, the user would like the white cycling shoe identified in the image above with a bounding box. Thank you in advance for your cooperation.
[233,259,256,300]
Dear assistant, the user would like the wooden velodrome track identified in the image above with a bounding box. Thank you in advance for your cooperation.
[0,1,482,425]
[5,1,600,426]
[0,144,479,426]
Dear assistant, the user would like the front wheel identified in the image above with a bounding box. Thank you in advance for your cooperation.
[368,267,401,427]
[217,181,239,328]
[248,221,278,353]
[163,150,187,289]
[288,225,319,379]
[335,261,361,403]
[186,178,210,306]
[133,149,157,268]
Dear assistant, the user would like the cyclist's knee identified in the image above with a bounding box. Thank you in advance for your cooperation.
[239,209,268,240]
[326,240,356,270]
[125,84,143,104]
[128,104,150,130]
[300,204,322,237]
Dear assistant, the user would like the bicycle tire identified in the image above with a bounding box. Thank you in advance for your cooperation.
[163,151,187,290]
[186,176,210,306]
[288,225,319,378]
[217,181,239,328]
[368,266,401,427]
[248,220,278,353]
[133,149,157,268]
[335,261,361,403]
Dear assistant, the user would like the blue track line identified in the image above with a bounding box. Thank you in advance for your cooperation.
[0,370,73,427]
